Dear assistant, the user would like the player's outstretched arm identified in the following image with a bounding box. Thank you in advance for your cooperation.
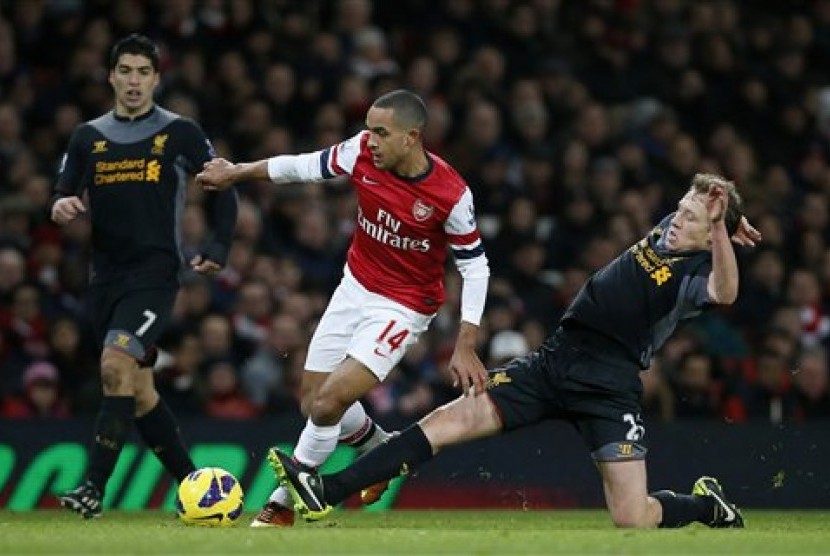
[197,149,336,191]
[198,133,365,192]
[196,158,268,191]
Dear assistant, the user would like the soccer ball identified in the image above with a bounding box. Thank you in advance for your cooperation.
[176,467,244,527]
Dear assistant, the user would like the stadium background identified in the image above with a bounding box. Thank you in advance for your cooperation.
[0,0,829,510]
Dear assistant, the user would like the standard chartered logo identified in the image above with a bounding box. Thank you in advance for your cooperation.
[0,443,401,511]
[92,158,162,185]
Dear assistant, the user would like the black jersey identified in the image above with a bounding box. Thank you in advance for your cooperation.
[562,215,712,369]
[54,106,237,286]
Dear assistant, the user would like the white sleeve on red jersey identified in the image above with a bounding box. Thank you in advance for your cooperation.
[446,188,489,326]
[266,132,365,183]
[320,131,364,178]
[267,151,324,182]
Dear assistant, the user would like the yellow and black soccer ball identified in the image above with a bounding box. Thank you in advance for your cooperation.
[176,467,244,527]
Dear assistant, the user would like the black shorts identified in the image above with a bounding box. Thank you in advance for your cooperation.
[486,328,646,461]
[88,282,177,362]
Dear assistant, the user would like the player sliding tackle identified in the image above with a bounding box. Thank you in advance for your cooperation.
[272,174,761,529]
[196,89,490,527]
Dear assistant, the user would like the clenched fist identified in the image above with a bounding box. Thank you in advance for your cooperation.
[52,196,86,225]
[196,158,238,191]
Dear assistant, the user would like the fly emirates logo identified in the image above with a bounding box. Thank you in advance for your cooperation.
[357,207,431,252]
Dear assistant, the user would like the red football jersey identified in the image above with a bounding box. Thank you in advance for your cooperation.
[320,131,484,315]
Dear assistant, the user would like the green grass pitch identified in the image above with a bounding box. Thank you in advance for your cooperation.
[1,509,828,554]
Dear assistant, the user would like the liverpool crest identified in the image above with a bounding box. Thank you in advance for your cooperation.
[151,134,169,155]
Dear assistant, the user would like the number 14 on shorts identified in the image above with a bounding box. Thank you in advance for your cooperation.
[374,320,410,358]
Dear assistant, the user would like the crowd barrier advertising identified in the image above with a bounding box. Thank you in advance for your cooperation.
[1,418,828,510]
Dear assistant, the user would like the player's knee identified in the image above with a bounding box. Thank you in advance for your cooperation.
[134,384,159,416]
[609,510,637,528]
[422,398,479,448]
[101,362,132,395]
[439,398,481,431]
[610,514,651,529]
[299,389,319,417]
[429,404,460,432]
[611,516,638,529]
[310,394,347,425]
[100,365,124,394]
[100,350,136,395]
[299,373,326,417]
[608,505,653,529]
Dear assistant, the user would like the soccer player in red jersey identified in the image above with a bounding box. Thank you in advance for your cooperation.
[197,89,490,526]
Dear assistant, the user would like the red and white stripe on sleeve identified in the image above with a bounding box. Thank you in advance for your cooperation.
[266,131,366,183]
[319,131,364,178]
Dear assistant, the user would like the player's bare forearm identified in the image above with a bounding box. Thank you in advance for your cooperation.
[449,322,487,396]
[707,220,739,304]
[455,321,479,350]
[197,158,268,190]
[232,160,270,181]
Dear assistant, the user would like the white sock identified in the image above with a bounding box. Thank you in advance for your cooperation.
[293,419,340,468]
[268,486,293,507]
[339,402,391,455]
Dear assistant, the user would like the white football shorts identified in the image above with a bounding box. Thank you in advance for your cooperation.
[305,267,434,380]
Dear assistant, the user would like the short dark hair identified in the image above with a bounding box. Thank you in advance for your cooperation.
[109,34,160,71]
[689,173,743,236]
[372,89,428,132]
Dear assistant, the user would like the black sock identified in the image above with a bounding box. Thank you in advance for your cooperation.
[322,424,433,505]
[135,399,195,483]
[87,396,135,495]
[651,490,715,528]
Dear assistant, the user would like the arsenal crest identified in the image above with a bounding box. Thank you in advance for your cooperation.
[412,199,434,222]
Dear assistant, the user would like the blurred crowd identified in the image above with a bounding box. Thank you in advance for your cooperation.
[1,0,830,426]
